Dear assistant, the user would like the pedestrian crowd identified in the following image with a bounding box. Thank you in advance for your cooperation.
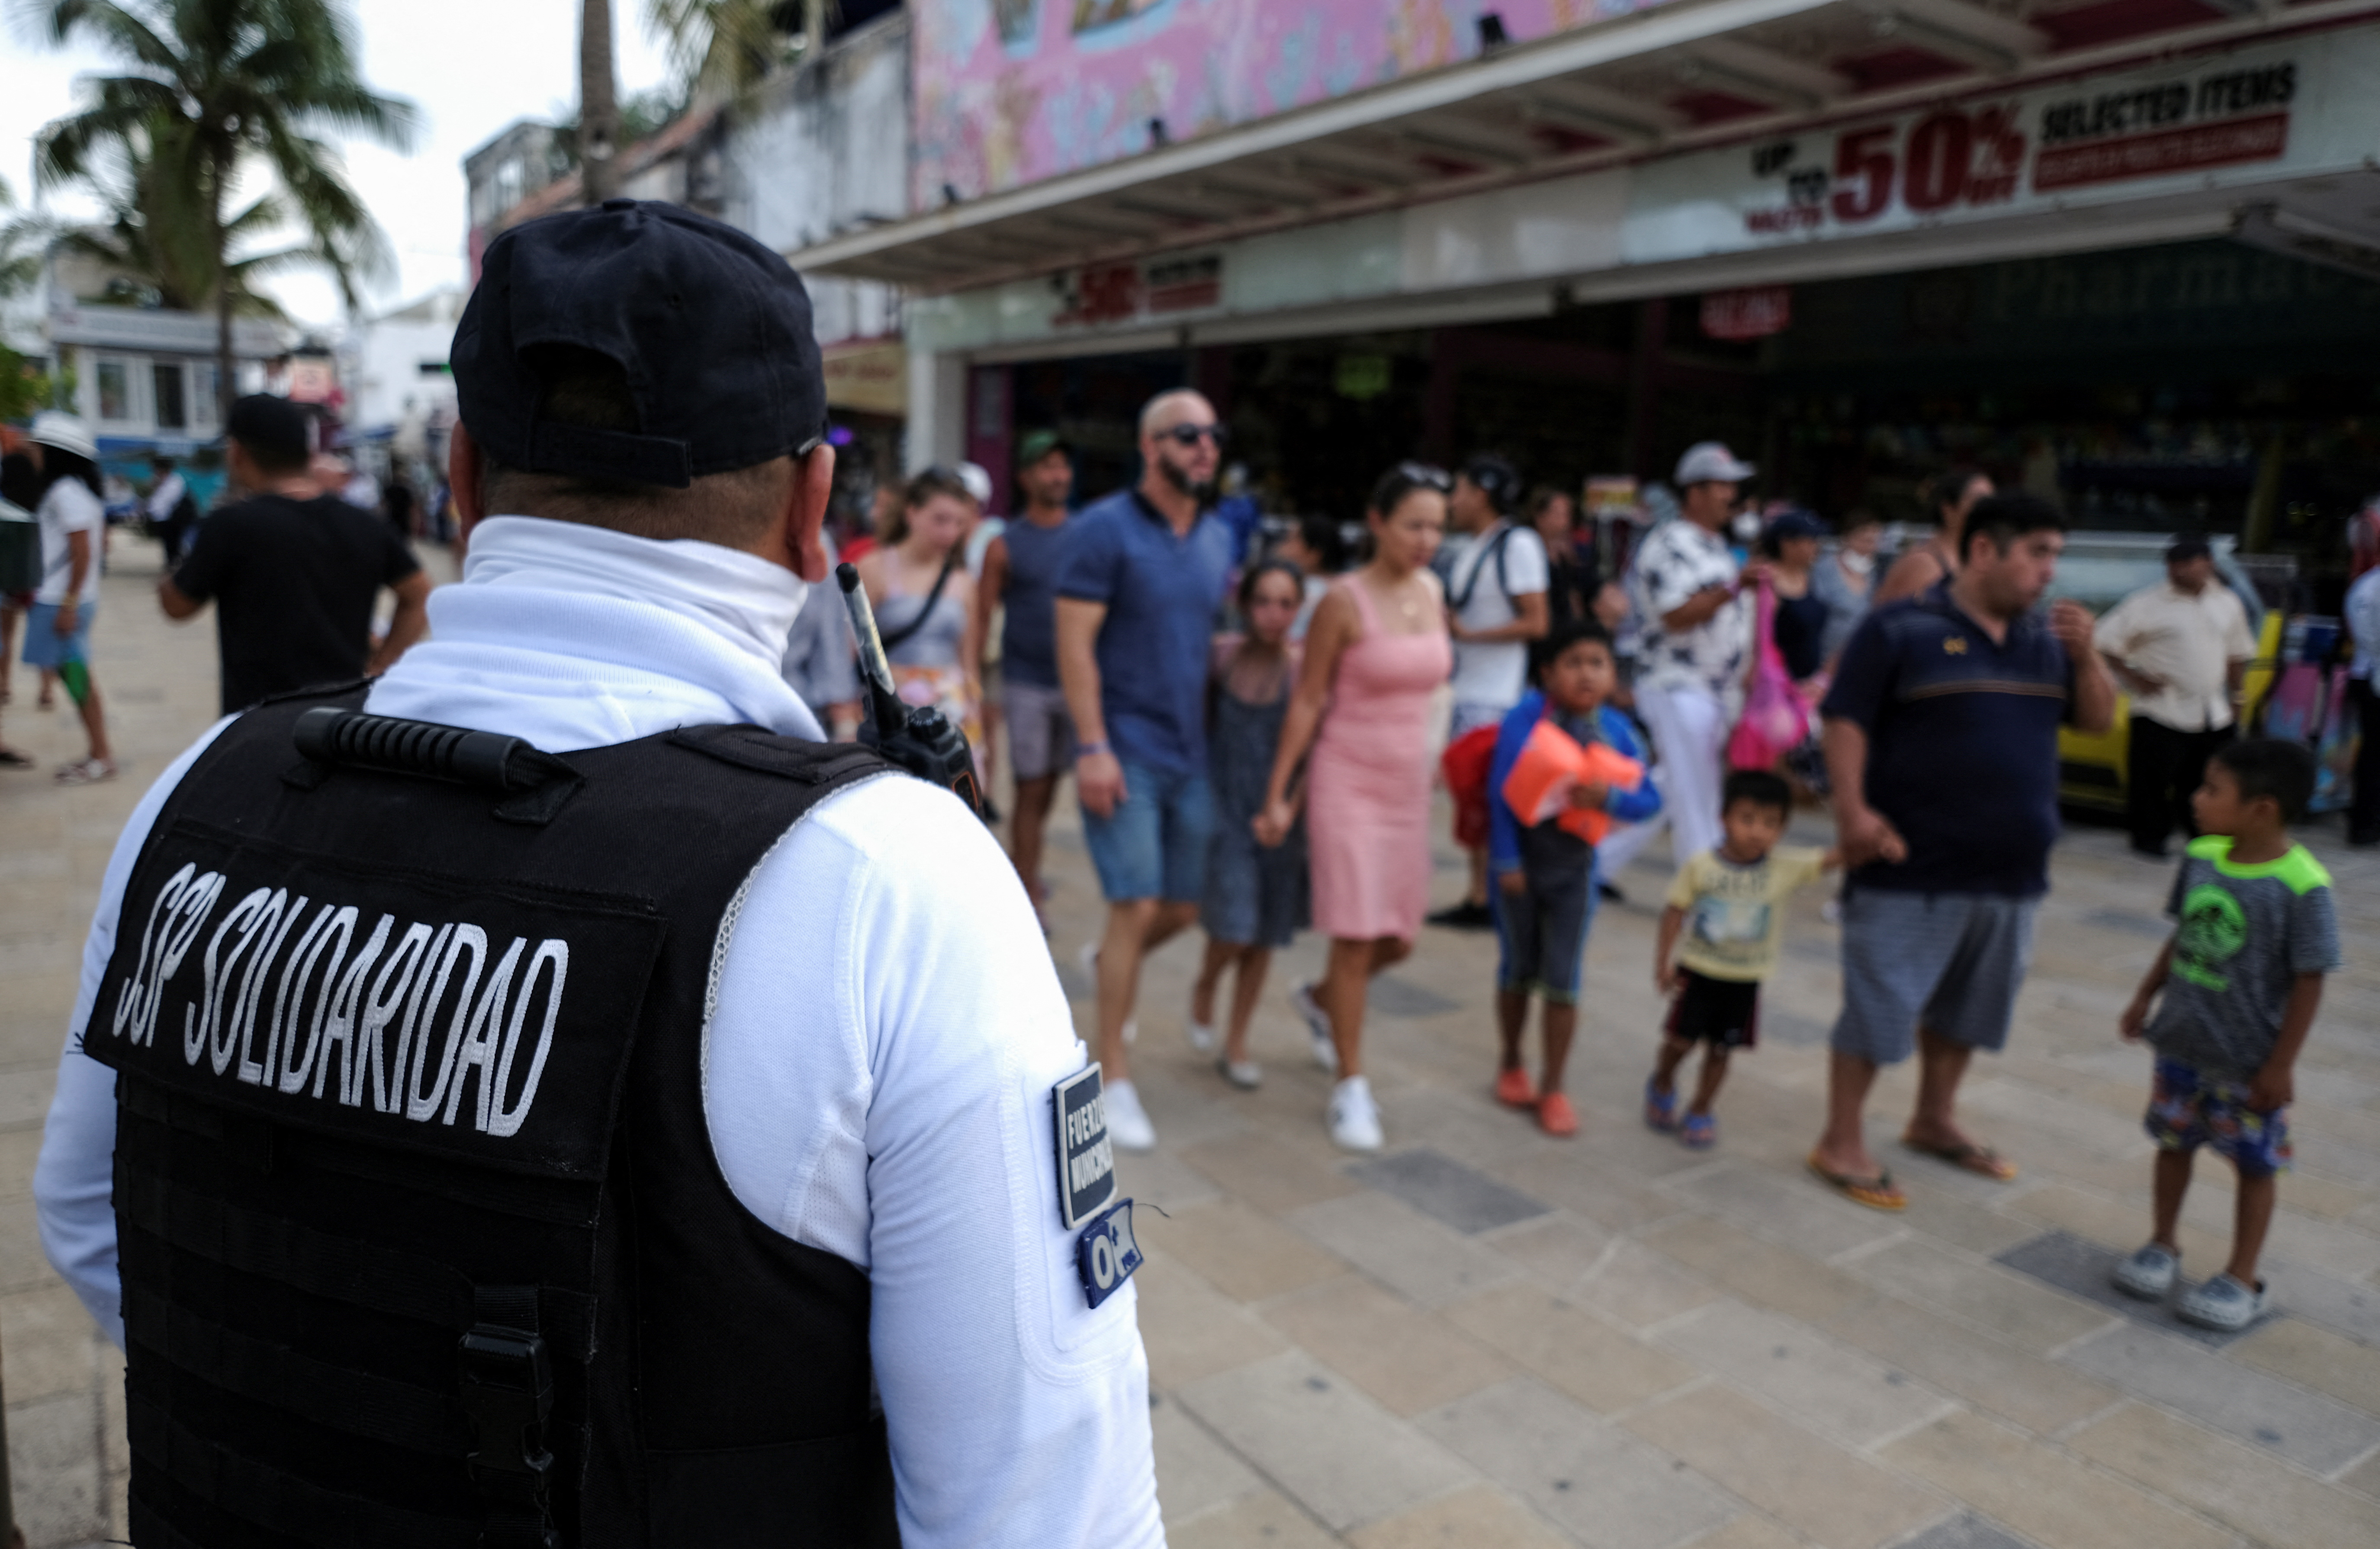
[3,377,2355,1340]
[771,384,2347,1335]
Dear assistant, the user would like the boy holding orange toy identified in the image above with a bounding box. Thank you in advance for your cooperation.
[1486,619,1661,1134]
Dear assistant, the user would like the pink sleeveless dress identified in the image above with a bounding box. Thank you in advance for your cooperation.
[1306,576,1454,942]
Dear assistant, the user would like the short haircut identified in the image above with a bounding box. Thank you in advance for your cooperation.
[1531,616,1612,681]
[1461,453,1522,514]
[1959,493,2068,563]
[1521,484,1572,528]
[226,394,312,474]
[1292,513,1347,573]
[2167,535,2213,564]
[152,454,175,472]
[1722,768,1791,818]
[478,345,795,545]
[1920,466,1987,528]
[2212,738,2316,824]
[1139,388,1211,438]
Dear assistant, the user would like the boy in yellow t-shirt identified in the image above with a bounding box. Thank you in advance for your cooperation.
[1647,770,1838,1149]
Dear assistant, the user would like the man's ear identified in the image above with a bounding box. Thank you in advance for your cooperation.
[776,443,836,583]
[449,422,488,548]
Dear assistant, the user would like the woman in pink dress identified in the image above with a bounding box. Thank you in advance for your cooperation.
[1256,466,1451,1150]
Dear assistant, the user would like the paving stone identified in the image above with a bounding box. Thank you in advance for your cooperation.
[1288,1192,1520,1310]
[1478,1213,1612,1293]
[1142,1198,1349,1304]
[1177,1351,1474,1532]
[1133,1254,1292,1390]
[2341,1449,2380,1501]
[1624,1384,1945,1549]
[1666,1159,1910,1260]
[1152,1394,1263,1526]
[1348,1147,1550,1235]
[0,1196,52,1296]
[1811,1291,2120,1438]
[1114,1141,1223,1214]
[6,1387,106,1547]
[1178,1131,1364,1215]
[2070,1401,2380,1549]
[1346,1482,1573,1549]
[1885,1409,2240,1549]
[2057,1320,2380,1474]
[1492,1153,1692,1233]
[0,1065,57,1130]
[2226,1318,2380,1424]
[1260,1277,1513,1417]
[1420,1379,1734,1549]
[1444,1282,1698,1415]
[1856,1237,2116,1354]
[1168,1486,1343,1549]
[1368,975,1464,1019]
[1653,1300,1955,1447]
[1572,1240,1720,1330]
[2261,1256,2380,1347]
[1640,1214,1882,1325]
[1893,1514,2036,1549]
[1992,1229,2254,1346]
[0,1285,100,1405]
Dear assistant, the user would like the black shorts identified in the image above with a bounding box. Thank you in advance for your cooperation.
[1665,969,1761,1050]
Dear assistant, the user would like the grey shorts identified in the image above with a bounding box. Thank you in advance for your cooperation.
[1832,889,2039,1064]
[1003,678,1074,782]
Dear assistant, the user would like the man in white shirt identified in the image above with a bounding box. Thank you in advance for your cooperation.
[2094,537,2258,858]
[2339,557,2379,846]
[34,200,1158,1549]
[144,454,193,561]
[1430,453,1547,930]
[1608,441,1757,868]
[23,411,117,783]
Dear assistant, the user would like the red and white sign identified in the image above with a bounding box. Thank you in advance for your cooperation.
[1623,38,2324,267]
[1701,286,1791,340]
[1051,251,1225,328]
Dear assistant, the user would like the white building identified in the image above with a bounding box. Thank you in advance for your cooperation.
[38,245,286,454]
[340,288,463,436]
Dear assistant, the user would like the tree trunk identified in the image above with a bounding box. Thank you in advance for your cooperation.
[579,0,620,205]
[212,152,234,424]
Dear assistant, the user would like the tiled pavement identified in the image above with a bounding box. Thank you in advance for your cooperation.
[5,535,2378,1549]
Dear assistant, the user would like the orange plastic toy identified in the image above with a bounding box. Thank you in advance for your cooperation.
[1500,718,1645,844]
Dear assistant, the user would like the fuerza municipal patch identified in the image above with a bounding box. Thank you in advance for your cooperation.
[1051,1064,1116,1229]
[1074,1198,1142,1310]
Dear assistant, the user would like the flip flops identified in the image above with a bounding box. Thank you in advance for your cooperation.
[1901,1133,2019,1182]
[1807,1150,1906,1211]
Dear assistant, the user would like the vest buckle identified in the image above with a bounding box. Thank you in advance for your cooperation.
[458,1326,555,1507]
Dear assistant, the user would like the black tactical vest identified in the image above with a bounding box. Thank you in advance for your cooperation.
[83,685,906,1549]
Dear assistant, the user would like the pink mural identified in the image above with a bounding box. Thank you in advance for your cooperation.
[912,0,1675,209]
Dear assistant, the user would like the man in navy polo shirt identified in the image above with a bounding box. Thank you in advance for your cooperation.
[1810,493,2116,1210]
[1055,389,1235,1151]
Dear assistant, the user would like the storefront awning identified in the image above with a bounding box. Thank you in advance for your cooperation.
[791,0,2375,293]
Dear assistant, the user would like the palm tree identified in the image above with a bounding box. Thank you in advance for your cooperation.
[28,0,418,421]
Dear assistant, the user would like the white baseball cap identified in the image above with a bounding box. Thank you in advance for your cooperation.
[955,461,993,507]
[29,410,99,463]
[1674,441,1754,486]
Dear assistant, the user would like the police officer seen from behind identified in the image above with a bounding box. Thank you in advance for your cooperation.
[33,201,1161,1548]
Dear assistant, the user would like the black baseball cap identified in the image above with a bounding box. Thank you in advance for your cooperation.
[225,394,312,465]
[452,199,826,489]
[1460,453,1523,514]
[2166,535,2213,563]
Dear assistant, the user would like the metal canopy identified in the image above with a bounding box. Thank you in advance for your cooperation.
[789,0,2371,293]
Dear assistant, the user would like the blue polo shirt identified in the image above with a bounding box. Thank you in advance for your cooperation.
[1055,488,1234,775]
[1821,583,2077,897]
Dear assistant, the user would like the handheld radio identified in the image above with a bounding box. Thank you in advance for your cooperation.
[837,562,983,816]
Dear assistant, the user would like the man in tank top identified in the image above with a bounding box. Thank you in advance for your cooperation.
[977,431,1077,921]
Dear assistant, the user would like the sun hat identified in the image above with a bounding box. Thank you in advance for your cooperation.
[29,411,97,462]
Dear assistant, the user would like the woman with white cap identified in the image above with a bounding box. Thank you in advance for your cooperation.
[23,411,115,783]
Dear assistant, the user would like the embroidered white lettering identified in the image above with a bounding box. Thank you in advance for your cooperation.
[196,888,274,1075]
[279,906,357,1095]
[407,925,486,1122]
[315,915,392,1103]
[233,892,306,1085]
[486,940,566,1137]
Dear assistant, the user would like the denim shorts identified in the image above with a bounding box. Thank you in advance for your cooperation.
[21,599,95,669]
[1831,889,2039,1064]
[1494,860,1597,1005]
[2145,1056,2291,1179]
[1083,760,1214,903]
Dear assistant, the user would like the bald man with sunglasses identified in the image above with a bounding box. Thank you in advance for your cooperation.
[1055,390,1237,1151]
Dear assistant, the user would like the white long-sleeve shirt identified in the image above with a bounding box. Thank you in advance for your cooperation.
[34,515,1162,1549]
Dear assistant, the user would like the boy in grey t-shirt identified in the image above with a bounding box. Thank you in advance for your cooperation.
[2115,740,2342,1331]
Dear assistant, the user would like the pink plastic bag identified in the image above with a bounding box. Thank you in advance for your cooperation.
[1727,581,1812,771]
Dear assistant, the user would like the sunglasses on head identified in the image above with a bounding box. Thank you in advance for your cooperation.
[1395,461,1454,491]
[1160,422,1229,448]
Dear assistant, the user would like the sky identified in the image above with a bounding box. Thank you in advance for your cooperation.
[0,0,679,331]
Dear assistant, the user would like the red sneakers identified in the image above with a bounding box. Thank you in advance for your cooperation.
[1493,1066,1537,1108]
[1537,1092,1579,1137]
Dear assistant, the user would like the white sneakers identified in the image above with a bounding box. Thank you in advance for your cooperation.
[1290,982,1340,1074]
[1185,1014,1217,1055]
[1105,1079,1157,1152]
[1328,1076,1383,1152]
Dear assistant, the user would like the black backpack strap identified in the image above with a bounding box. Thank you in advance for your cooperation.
[874,551,958,652]
[1448,523,1517,612]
